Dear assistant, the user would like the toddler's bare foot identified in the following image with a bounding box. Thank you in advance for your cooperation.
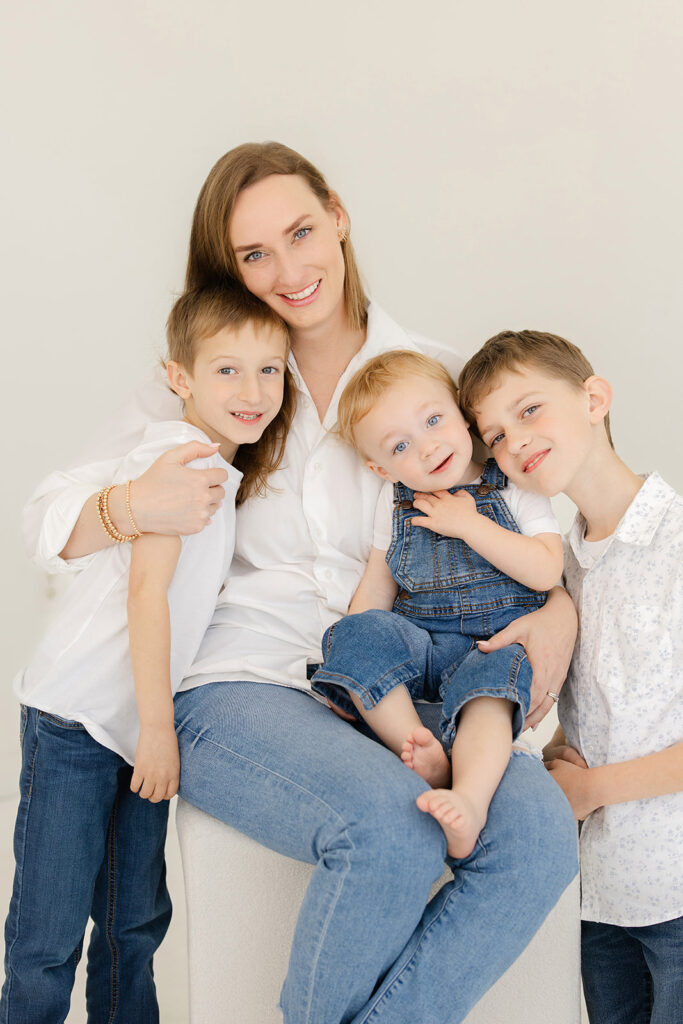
[415,788,486,859]
[401,726,450,788]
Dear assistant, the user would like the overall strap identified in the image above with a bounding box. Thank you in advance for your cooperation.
[480,458,508,490]
[393,481,415,503]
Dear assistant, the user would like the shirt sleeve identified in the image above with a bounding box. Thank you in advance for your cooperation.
[501,482,562,537]
[22,373,182,572]
[372,481,395,552]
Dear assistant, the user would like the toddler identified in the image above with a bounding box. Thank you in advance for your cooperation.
[460,329,683,1024]
[312,349,563,858]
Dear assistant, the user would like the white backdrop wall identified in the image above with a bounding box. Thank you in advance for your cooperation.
[2,0,682,792]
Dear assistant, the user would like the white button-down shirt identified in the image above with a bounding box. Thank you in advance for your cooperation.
[23,303,463,696]
[17,421,240,763]
[560,472,683,926]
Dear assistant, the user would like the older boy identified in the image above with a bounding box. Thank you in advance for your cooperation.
[459,330,683,1024]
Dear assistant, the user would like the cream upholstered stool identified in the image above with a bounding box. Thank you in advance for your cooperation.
[176,799,580,1024]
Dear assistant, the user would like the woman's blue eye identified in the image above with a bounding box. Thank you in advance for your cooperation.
[522,404,539,418]
[293,227,311,240]
[426,415,440,427]
[244,250,265,263]
[393,441,408,455]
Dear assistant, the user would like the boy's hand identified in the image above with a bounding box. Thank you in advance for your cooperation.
[411,490,479,539]
[131,723,180,802]
[543,743,587,769]
[545,758,597,820]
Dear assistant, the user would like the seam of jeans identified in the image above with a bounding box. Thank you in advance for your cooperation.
[105,795,120,1023]
[177,720,352,827]
[311,662,416,705]
[37,710,87,730]
[3,713,41,1016]
[301,827,355,1024]
[355,884,459,1024]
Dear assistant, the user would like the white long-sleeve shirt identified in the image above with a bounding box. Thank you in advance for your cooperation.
[17,421,240,762]
[23,303,464,695]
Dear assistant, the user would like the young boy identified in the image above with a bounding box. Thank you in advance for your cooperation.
[459,329,683,1024]
[2,285,292,1021]
[311,350,564,858]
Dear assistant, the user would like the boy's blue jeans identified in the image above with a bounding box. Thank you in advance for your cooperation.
[1,705,171,1024]
[174,681,578,1024]
[581,917,683,1024]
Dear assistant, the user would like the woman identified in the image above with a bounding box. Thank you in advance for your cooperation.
[24,143,578,1024]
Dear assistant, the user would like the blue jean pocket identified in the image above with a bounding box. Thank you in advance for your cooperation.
[37,710,88,730]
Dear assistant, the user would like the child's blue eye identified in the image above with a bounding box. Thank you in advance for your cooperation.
[293,227,311,240]
[426,415,440,427]
[261,366,278,375]
[393,441,408,455]
[218,367,237,375]
[489,432,504,448]
[522,404,539,418]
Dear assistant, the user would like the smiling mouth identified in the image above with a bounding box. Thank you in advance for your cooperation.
[231,412,263,422]
[430,453,453,474]
[279,280,321,304]
[523,450,550,473]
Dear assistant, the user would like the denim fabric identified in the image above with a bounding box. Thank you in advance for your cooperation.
[0,706,171,1024]
[312,460,546,744]
[174,681,578,1024]
[581,917,683,1024]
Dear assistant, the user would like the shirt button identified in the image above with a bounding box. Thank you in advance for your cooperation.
[312,461,322,473]
[476,484,491,496]
[314,526,323,539]
[324,569,333,580]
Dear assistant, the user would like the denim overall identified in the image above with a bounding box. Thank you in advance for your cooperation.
[312,460,547,745]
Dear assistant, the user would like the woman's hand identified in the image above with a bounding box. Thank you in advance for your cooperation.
[131,441,228,535]
[477,587,577,730]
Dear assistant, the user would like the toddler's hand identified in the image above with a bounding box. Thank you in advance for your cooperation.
[131,724,180,802]
[411,489,479,539]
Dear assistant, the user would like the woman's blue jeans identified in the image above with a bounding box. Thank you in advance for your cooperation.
[1,706,171,1024]
[174,681,578,1024]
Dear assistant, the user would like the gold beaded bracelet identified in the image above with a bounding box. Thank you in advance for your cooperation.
[125,479,142,538]
[96,485,139,543]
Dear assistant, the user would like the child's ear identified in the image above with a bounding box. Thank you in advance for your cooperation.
[584,375,612,426]
[167,361,192,400]
[365,459,392,482]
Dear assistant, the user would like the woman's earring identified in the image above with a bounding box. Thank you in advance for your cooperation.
[338,226,348,243]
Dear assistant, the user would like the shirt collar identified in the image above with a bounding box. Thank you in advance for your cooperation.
[567,471,675,566]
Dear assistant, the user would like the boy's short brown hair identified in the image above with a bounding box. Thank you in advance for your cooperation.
[166,283,287,370]
[337,350,459,455]
[165,284,296,506]
[458,329,612,446]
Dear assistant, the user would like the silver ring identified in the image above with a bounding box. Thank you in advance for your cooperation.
[546,690,560,704]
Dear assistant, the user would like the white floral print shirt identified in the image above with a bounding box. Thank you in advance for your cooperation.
[560,472,683,926]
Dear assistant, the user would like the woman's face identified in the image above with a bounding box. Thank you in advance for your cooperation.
[229,174,347,335]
